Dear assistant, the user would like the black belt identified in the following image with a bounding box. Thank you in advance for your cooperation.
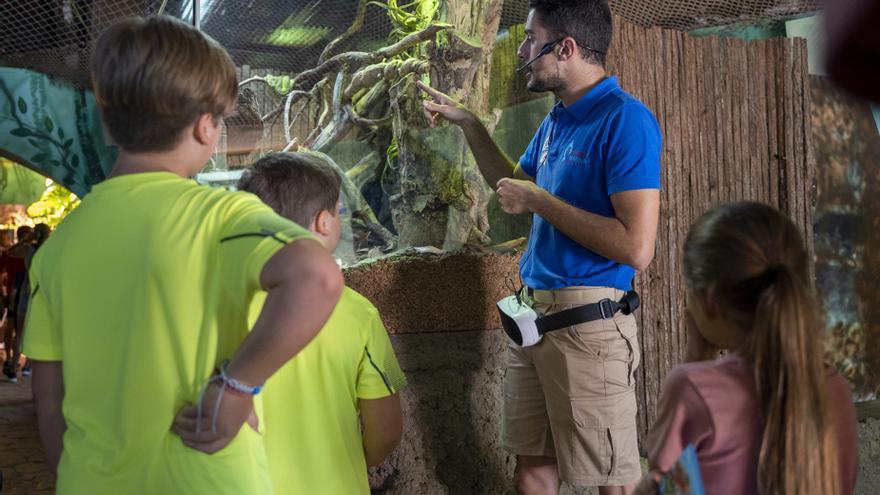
[526,289,641,335]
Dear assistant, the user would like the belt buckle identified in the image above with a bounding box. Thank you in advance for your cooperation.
[598,298,614,319]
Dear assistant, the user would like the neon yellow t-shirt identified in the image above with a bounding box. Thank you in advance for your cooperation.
[23,172,312,495]
[255,287,406,495]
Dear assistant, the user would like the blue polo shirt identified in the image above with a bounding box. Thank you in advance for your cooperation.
[518,76,661,291]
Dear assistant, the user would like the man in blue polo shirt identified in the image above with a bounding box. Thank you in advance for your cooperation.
[418,1,660,494]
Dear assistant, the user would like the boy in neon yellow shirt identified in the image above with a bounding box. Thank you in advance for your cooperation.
[239,152,406,495]
[23,16,343,494]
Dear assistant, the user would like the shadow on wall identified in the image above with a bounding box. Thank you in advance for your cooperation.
[351,250,515,494]
[404,252,508,494]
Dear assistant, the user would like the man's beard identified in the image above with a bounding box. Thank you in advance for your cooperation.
[526,69,564,94]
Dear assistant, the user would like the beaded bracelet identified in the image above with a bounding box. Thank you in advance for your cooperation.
[219,360,263,396]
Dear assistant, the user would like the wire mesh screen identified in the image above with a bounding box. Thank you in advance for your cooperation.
[1,1,818,90]
[608,0,817,31]
[0,1,166,88]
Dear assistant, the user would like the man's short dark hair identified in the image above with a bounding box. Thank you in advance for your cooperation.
[239,152,342,227]
[528,0,612,67]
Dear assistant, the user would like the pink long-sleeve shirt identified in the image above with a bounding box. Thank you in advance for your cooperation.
[647,354,859,495]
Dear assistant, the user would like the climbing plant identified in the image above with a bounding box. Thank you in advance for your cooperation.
[26,180,80,228]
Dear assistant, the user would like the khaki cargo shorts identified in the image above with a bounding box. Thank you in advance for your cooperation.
[501,286,642,487]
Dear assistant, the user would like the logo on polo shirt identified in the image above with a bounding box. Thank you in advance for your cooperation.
[539,137,550,168]
[562,146,589,166]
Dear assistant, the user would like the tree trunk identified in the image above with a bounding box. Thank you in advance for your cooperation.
[389,0,503,249]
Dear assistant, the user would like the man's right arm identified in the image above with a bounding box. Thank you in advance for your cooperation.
[417,81,533,186]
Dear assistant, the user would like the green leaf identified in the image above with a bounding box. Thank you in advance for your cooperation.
[31,153,49,163]
[63,138,74,149]
[17,97,27,114]
[10,127,32,137]
[44,117,54,132]
[71,155,80,168]
[28,139,41,147]
[57,126,65,139]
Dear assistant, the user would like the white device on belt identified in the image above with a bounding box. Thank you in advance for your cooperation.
[497,289,640,347]
[497,295,541,347]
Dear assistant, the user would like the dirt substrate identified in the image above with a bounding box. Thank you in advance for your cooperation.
[344,247,522,334]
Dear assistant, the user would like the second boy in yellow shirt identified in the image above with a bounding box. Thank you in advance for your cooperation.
[240,152,406,495]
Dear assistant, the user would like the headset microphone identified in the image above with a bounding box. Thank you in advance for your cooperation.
[516,39,562,73]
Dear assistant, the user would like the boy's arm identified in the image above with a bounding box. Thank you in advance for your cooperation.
[173,238,343,453]
[226,238,342,385]
[31,360,65,471]
[359,394,403,467]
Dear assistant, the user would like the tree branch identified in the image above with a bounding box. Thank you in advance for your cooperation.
[345,104,392,126]
[344,58,428,101]
[319,0,369,63]
[375,22,451,59]
[290,23,451,93]
[239,76,269,87]
[283,89,313,144]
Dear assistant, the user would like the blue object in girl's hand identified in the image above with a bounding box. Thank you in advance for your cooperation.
[658,444,705,495]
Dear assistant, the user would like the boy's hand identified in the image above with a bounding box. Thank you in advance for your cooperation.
[171,383,256,454]
[416,81,475,128]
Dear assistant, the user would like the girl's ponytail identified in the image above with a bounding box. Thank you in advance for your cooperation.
[743,266,838,494]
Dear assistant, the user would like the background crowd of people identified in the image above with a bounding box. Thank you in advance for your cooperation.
[0,223,49,382]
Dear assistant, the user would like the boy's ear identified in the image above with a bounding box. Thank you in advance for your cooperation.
[313,209,333,237]
[193,113,219,146]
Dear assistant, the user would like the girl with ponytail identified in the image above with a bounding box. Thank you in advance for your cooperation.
[640,202,859,494]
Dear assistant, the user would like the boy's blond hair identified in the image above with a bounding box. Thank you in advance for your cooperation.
[90,16,237,152]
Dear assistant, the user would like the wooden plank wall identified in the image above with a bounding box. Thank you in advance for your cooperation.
[605,20,814,440]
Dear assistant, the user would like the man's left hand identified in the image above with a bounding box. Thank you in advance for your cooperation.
[496,178,544,214]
